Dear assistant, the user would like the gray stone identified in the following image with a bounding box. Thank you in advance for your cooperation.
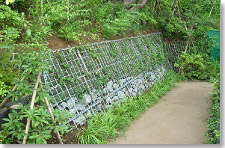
[58,105,64,110]
[133,87,138,93]
[106,97,112,104]
[96,96,102,101]
[128,88,133,94]
[69,108,76,113]
[75,104,85,111]
[119,79,126,86]
[136,79,143,85]
[112,96,119,101]
[113,83,119,90]
[140,85,145,90]
[118,91,125,99]
[107,80,113,92]
[61,102,67,108]
[96,104,103,111]
[67,99,75,108]
[84,110,92,118]
[103,88,108,95]
[84,94,92,104]
[90,91,98,100]
[74,115,86,125]
[151,75,156,81]
[131,92,137,97]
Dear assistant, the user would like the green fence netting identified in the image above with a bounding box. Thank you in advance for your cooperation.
[208,30,220,60]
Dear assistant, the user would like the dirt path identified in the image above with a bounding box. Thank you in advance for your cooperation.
[111,81,213,144]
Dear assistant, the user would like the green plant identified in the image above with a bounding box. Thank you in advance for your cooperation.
[0,49,18,86]
[174,52,218,80]
[206,73,220,144]
[0,49,71,144]
[0,105,71,144]
[0,5,26,45]
[77,70,183,144]
[0,74,10,100]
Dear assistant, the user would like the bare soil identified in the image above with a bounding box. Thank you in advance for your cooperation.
[110,81,213,144]
[47,30,154,50]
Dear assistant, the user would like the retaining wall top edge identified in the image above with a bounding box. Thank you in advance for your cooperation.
[51,32,162,53]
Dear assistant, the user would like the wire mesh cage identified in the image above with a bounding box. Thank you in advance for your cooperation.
[41,33,187,128]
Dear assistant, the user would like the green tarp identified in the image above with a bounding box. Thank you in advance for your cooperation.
[208,30,220,60]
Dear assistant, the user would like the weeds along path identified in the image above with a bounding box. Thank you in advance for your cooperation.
[111,81,213,144]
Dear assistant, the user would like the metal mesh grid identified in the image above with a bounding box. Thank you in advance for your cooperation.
[41,33,184,128]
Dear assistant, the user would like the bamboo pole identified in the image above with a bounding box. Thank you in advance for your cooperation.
[40,83,63,144]
[22,72,41,144]
[209,0,216,18]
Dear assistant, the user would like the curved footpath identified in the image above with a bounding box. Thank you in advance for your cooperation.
[111,81,213,144]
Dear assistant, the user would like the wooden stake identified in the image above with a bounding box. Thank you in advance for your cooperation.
[22,72,41,144]
[40,83,63,144]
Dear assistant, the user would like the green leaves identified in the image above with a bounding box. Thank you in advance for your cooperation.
[26,29,31,37]
[174,52,217,80]
[206,73,220,144]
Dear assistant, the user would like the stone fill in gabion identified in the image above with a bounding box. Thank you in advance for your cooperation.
[41,33,187,128]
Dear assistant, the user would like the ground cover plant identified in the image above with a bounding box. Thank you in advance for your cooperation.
[206,72,220,144]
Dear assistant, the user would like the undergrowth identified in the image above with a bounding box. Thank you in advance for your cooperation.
[206,73,220,144]
[77,70,184,144]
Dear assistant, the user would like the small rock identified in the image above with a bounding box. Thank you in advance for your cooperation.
[67,99,75,109]
[140,85,145,90]
[90,91,98,100]
[103,88,108,95]
[61,102,67,108]
[84,110,92,118]
[106,97,112,104]
[128,88,133,93]
[131,92,137,97]
[75,104,85,111]
[113,83,119,90]
[107,80,113,92]
[74,115,86,125]
[112,96,119,101]
[118,91,125,99]
[84,94,92,104]
[136,79,142,85]
[133,87,138,93]
[119,79,126,86]
[58,105,64,110]
[69,108,77,113]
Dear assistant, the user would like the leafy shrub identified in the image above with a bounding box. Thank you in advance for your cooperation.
[0,5,26,45]
[0,49,72,144]
[0,106,71,144]
[0,49,18,86]
[174,52,218,80]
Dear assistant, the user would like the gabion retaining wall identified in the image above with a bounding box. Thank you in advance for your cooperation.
[42,33,186,128]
